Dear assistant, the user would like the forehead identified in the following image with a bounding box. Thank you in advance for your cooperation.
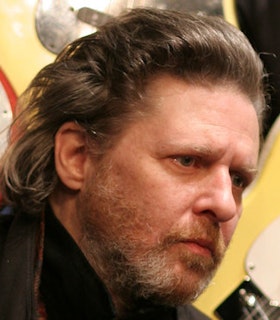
[121,74,260,165]
[143,75,259,137]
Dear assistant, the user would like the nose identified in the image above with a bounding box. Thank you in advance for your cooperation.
[193,168,240,223]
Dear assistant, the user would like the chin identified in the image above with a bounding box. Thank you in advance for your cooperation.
[169,263,216,303]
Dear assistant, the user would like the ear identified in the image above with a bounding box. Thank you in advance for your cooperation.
[54,122,89,191]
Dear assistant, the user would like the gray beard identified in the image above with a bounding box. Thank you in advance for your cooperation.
[79,219,219,311]
[76,165,225,315]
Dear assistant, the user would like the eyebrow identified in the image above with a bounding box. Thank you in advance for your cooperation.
[159,142,222,157]
[239,166,259,182]
[243,167,258,175]
[159,141,259,177]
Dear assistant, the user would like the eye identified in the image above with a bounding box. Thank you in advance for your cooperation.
[231,173,247,189]
[174,156,196,167]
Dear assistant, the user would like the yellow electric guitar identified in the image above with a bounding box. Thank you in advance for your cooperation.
[194,115,280,318]
[213,214,280,319]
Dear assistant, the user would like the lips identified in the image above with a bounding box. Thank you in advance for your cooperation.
[182,238,215,257]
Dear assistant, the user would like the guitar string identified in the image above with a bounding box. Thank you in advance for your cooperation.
[241,295,280,320]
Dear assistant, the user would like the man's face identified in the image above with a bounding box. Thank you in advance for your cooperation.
[78,75,260,308]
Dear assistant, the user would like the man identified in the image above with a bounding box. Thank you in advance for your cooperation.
[0,7,266,320]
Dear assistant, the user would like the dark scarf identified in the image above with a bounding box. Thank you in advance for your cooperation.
[39,205,115,319]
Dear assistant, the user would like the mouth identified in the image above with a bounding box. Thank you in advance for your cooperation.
[181,238,214,257]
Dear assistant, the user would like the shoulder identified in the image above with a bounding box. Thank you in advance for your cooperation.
[177,305,210,320]
[0,206,15,226]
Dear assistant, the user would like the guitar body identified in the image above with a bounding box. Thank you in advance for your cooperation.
[194,115,280,318]
[215,278,280,319]
[0,0,55,95]
[214,215,280,319]
[1,0,234,95]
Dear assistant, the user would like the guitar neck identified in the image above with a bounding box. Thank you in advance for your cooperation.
[215,278,280,320]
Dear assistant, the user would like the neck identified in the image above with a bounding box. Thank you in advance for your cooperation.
[48,186,83,246]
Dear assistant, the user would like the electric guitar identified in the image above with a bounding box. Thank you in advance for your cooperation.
[215,278,280,319]
[194,115,280,318]
[0,0,226,95]
[215,214,280,319]
[34,0,223,54]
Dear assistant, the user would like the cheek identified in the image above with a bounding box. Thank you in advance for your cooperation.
[220,216,240,246]
[119,185,181,243]
[111,160,196,236]
[138,182,187,214]
[133,190,195,246]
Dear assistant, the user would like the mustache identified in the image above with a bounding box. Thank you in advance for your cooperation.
[161,219,226,259]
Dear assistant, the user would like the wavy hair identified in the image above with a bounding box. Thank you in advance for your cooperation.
[0,8,266,214]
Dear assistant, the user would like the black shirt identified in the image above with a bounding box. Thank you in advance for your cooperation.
[40,206,114,319]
